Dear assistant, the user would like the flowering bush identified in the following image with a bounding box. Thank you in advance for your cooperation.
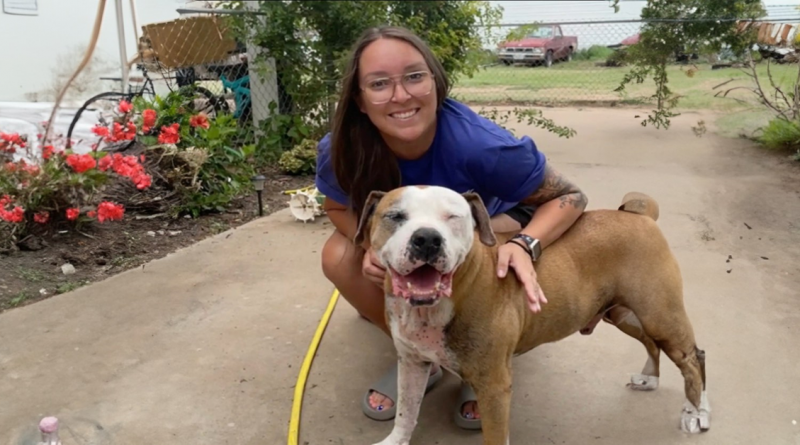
[129,88,256,217]
[0,100,155,250]
[2,90,260,249]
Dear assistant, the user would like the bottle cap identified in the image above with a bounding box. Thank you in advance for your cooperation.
[39,417,59,434]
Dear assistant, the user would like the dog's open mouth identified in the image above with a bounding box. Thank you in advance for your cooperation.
[390,264,454,305]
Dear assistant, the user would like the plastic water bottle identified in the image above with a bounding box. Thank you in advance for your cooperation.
[38,417,61,445]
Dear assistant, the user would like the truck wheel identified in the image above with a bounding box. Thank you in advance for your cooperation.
[545,51,554,68]
[566,49,573,62]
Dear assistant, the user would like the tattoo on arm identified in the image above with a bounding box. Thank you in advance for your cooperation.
[522,165,588,210]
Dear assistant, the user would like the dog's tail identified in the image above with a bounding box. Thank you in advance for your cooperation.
[618,192,659,221]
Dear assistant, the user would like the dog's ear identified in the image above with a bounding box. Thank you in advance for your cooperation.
[353,190,386,246]
[462,192,497,246]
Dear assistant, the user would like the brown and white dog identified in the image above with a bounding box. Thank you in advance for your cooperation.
[353,186,710,445]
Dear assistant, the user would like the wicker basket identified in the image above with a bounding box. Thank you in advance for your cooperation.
[139,15,238,70]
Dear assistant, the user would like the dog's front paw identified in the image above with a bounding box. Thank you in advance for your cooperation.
[680,391,711,433]
[627,373,658,391]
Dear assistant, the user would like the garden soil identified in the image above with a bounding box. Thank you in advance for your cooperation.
[0,165,313,313]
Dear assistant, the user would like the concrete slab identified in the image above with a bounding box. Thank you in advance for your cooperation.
[2,107,799,445]
[1,209,335,444]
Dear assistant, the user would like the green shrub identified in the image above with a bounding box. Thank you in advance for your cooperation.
[605,48,630,67]
[1,111,152,250]
[758,117,800,160]
[132,91,257,217]
[278,139,317,175]
[574,45,615,61]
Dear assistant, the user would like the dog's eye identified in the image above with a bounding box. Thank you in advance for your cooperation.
[446,214,461,220]
[384,211,406,223]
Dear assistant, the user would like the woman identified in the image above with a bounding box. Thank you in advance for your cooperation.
[315,26,588,430]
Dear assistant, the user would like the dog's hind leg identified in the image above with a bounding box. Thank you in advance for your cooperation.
[662,338,710,433]
[605,306,661,390]
[630,303,710,433]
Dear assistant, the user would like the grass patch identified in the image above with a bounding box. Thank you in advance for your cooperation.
[714,108,774,140]
[56,281,87,295]
[452,60,800,112]
[17,267,47,283]
[8,291,31,308]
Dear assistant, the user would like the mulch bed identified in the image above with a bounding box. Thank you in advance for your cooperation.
[0,165,313,314]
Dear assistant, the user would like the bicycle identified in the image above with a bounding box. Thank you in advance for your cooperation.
[65,64,230,150]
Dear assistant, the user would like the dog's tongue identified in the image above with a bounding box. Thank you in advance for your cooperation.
[391,265,442,298]
[407,265,440,290]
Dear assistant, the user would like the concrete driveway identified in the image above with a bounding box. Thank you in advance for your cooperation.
[2,107,799,445]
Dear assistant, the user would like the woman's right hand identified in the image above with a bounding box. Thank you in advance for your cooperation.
[362,247,386,287]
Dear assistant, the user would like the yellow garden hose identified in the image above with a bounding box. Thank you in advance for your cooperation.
[287,288,341,445]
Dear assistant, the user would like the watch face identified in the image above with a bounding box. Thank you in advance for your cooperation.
[530,239,541,259]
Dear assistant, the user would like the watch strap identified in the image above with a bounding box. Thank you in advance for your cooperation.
[506,234,541,261]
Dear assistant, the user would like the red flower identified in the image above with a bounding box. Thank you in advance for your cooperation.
[131,172,152,190]
[0,132,26,153]
[66,208,80,221]
[87,210,97,218]
[142,109,157,132]
[42,145,55,160]
[108,122,136,143]
[0,196,25,224]
[96,201,124,223]
[23,163,40,176]
[33,211,49,224]
[119,100,133,113]
[158,123,180,145]
[91,125,110,138]
[189,113,210,129]
[98,155,114,171]
[65,153,97,173]
[97,153,152,190]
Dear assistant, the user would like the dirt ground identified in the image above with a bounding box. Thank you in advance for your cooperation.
[0,165,313,313]
[2,107,800,445]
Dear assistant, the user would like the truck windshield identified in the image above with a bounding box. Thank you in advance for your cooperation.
[527,27,554,38]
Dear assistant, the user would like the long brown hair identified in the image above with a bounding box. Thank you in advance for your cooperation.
[330,26,450,218]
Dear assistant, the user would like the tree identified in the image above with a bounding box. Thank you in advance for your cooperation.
[614,0,766,129]
[30,44,116,105]
[227,1,501,132]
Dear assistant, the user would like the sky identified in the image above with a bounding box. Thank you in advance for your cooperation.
[0,0,799,102]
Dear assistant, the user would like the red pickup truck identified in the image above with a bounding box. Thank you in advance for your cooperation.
[497,24,578,68]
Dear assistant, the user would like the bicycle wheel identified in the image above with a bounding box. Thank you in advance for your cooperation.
[66,91,131,149]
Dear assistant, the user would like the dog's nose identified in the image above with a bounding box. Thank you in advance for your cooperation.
[410,228,444,262]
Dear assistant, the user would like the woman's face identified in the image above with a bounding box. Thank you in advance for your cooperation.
[357,37,438,155]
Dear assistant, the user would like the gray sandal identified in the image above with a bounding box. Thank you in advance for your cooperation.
[362,362,444,421]
[453,382,482,430]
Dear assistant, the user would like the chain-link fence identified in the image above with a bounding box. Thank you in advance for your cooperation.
[452,20,646,107]
[454,18,800,111]
[118,9,800,154]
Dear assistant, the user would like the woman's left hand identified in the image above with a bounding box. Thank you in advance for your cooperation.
[497,242,548,313]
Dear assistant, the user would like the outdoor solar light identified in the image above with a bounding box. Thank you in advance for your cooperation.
[251,174,266,216]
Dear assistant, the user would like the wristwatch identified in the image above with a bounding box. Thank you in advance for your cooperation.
[507,234,542,261]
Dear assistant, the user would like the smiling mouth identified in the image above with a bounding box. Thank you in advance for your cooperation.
[389,108,419,120]
[389,264,453,304]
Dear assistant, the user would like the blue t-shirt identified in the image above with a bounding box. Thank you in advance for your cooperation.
[314,98,547,217]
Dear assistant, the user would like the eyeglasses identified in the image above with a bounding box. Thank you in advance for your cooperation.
[360,70,435,105]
